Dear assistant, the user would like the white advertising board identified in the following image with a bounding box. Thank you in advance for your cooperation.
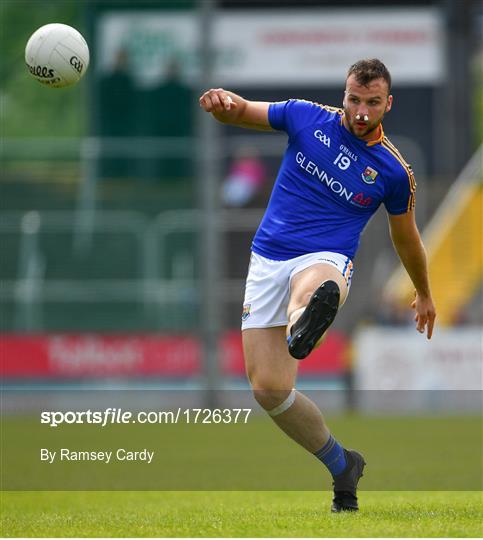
[354,327,482,391]
[97,8,445,88]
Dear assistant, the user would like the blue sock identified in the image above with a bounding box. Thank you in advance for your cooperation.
[314,435,347,477]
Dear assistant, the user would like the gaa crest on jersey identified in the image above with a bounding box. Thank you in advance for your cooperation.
[241,303,251,321]
[361,166,378,184]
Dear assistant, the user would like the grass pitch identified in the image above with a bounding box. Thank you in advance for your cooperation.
[1,490,481,537]
[2,414,480,491]
[2,412,481,536]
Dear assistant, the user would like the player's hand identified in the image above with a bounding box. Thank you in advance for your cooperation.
[411,293,436,339]
[199,88,237,113]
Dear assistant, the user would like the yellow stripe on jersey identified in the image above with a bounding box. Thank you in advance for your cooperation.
[382,137,417,192]
[320,104,344,115]
[381,139,417,212]
[287,99,343,116]
[407,192,416,212]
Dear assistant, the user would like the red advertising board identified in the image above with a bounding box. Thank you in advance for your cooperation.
[0,332,348,378]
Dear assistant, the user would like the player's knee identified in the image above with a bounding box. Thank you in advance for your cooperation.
[255,388,296,417]
[287,305,305,326]
[253,389,292,411]
[288,289,323,322]
[250,376,293,411]
[301,291,314,305]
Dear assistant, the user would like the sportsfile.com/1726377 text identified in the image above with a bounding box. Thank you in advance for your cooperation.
[40,408,252,427]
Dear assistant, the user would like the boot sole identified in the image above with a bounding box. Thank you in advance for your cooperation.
[288,280,340,360]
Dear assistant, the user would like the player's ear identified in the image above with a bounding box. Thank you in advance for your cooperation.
[385,95,393,113]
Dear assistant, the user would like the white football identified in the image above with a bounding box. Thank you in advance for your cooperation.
[25,23,89,88]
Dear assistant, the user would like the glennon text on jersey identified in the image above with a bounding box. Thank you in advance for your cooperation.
[295,151,353,201]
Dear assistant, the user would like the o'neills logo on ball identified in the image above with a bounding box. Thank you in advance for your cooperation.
[70,56,83,73]
[27,63,55,78]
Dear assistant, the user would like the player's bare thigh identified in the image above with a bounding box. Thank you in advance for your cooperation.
[287,263,348,322]
[243,326,298,409]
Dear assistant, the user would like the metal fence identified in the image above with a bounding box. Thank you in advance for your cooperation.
[0,208,265,332]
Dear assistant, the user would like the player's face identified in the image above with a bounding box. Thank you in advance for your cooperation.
[343,75,392,140]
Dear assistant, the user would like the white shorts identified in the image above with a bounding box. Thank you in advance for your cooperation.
[241,251,353,330]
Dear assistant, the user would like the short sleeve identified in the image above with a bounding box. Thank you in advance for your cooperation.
[268,99,329,138]
[384,164,416,215]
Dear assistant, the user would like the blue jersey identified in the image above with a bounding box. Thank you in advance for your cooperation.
[252,99,416,261]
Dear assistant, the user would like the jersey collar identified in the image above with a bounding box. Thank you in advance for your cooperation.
[340,113,385,146]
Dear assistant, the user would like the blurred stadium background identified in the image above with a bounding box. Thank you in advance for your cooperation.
[1,0,481,413]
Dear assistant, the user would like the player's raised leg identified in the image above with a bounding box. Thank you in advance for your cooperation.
[287,263,348,360]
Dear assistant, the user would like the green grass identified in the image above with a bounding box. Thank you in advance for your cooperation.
[2,414,481,491]
[2,413,481,536]
[1,490,482,537]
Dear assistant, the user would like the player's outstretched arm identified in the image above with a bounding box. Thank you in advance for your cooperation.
[199,88,272,131]
[388,211,436,339]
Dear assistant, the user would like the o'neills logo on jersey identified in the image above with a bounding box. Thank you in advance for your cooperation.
[295,152,353,201]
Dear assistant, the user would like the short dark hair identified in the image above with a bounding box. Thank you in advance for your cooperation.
[347,59,392,92]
